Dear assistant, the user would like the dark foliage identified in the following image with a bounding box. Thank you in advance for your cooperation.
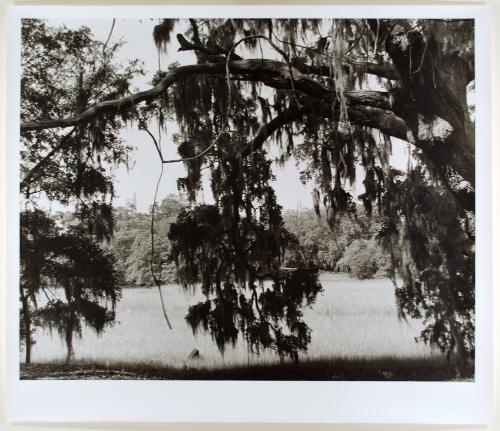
[379,167,474,364]
[20,210,120,363]
[19,20,138,363]
[168,201,322,360]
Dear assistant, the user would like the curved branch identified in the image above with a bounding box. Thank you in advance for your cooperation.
[150,162,172,329]
[20,54,411,192]
[237,101,409,161]
[102,19,116,54]
[270,30,397,80]
[22,63,218,132]
[295,61,398,81]
[22,100,408,191]
[238,106,304,158]
[21,59,393,133]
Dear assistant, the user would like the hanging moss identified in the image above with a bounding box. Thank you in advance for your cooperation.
[153,19,176,53]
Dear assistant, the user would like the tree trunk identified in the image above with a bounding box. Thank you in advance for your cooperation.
[65,309,75,364]
[369,20,475,185]
[449,319,472,377]
[20,287,32,364]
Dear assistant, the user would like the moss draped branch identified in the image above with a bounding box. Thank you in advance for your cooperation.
[21,58,406,135]
[20,58,414,190]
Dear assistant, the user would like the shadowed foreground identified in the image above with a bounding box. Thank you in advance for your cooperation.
[20,356,472,381]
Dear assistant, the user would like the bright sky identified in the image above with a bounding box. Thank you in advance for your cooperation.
[46,18,408,212]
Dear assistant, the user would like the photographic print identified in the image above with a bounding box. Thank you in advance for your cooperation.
[17,14,479,382]
[6,5,492,423]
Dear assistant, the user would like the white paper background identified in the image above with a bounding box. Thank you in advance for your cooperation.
[2,4,494,426]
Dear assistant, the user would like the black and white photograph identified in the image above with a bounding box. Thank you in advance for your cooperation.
[16,13,481,383]
[5,6,493,423]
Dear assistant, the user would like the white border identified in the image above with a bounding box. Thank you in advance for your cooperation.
[5,5,492,424]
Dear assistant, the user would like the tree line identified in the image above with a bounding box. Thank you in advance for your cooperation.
[112,196,390,286]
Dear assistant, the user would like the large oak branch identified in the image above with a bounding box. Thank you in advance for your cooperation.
[175,31,398,81]
[21,59,393,133]
[294,61,398,81]
[238,102,409,162]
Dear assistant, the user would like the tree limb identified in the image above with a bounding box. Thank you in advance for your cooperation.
[20,55,413,194]
[238,106,304,158]
[236,100,409,164]
[188,19,202,45]
[270,30,398,80]
[294,60,398,81]
[21,59,393,132]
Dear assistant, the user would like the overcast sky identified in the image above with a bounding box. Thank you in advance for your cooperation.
[45,18,408,212]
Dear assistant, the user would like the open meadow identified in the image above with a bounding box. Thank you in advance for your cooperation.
[21,273,457,380]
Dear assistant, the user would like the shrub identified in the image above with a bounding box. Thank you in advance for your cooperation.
[337,238,390,279]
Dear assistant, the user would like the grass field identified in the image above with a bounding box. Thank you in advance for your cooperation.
[21,355,462,381]
[22,273,461,380]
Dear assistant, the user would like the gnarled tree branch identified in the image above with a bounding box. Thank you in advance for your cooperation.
[21,59,395,133]
[293,60,398,81]
[237,100,410,162]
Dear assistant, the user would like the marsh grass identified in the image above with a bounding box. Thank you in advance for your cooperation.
[22,273,459,379]
[20,355,464,380]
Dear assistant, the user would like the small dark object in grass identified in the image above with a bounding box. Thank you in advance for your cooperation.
[188,349,201,360]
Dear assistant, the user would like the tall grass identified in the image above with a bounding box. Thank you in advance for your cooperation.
[21,355,460,381]
[24,273,441,368]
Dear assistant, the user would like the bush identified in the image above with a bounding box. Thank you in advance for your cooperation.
[337,238,390,279]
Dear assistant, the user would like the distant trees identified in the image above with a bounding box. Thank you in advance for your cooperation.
[282,208,390,278]
[111,196,184,286]
[112,200,390,287]
[283,209,342,270]
[337,238,391,279]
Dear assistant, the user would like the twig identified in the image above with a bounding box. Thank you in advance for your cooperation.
[101,26,172,328]
[150,162,172,329]
[371,19,380,62]
[412,41,428,75]
[102,19,116,55]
